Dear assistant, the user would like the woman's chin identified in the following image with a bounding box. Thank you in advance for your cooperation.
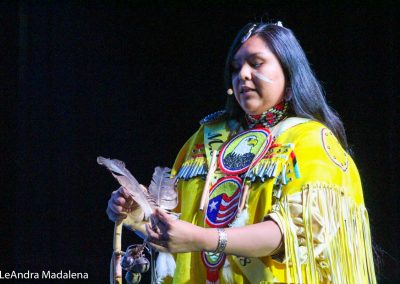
[240,102,257,115]
[240,101,276,115]
[240,104,263,115]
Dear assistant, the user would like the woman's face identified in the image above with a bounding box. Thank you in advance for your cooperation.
[231,35,286,115]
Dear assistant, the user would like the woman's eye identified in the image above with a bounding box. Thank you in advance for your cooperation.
[252,62,262,68]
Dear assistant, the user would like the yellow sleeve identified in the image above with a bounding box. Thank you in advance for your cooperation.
[268,121,376,283]
[169,125,205,216]
[283,121,364,204]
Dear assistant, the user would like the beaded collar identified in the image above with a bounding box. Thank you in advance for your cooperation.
[245,101,289,129]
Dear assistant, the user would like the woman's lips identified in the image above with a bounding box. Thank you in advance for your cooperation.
[241,86,256,93]
[241,87,257,97]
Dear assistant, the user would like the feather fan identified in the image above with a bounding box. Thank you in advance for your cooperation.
[148,167,178,210]
[97,156,154,219]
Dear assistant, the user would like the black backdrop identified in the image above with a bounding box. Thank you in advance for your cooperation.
[1,1,399,283]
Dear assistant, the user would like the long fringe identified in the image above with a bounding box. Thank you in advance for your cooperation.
[273,183,376,284]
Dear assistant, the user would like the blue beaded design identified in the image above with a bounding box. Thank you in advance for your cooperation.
[199,110,226,125]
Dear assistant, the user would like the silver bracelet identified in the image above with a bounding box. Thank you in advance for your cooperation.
[214,228,227,254]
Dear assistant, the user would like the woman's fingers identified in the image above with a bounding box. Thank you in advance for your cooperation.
[118,186,129,198]
[119,186,135,200]
[108,197,126,213]
[146,223,170,252]
[106,206,127,222]
[107,187,145,225]
[146,224,171,252]
[147,242,168,252]
[110,188,136,210]
[155,208,172,223]
[114,196,134,210]
[146,224,163,241]
[107,191,130,221]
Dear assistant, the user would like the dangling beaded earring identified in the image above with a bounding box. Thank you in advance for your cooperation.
[227,88,233,95]
[285,87,292,101]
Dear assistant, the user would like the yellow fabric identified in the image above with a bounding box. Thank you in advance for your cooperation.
[164,119,376,284]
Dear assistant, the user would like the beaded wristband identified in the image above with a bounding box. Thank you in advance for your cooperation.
[214,228,227,254]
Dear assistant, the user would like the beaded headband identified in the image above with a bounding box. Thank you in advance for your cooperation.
[241,24,257,43]
[241,21,284,43]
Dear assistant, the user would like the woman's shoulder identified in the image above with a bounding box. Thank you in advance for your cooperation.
[276,119,351,173]
[171,110,228,177]
[277,119,363,203]
[179,110,229,142]
[278,119,325,139]
[276,119,340,149]
[279,119,352,177]
[179,110,230,145]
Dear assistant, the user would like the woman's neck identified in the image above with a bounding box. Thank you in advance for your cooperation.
[245,101,289,129]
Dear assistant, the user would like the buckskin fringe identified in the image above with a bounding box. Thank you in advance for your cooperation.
[270,183,376,283]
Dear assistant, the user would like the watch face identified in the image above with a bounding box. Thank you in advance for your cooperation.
[205,176,242,228]
[218,128,272,175]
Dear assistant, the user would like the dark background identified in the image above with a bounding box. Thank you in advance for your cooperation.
[1,1,399,283]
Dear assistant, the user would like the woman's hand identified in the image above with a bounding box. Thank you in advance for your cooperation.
[146,208,282,257]
[146,208,208,253]
[106,186,147,233]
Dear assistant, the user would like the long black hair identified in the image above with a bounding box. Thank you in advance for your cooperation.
[224,22,348,149]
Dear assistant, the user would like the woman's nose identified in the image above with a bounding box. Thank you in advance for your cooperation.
[239,64,252,81]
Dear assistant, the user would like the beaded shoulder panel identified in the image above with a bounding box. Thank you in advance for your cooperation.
[199,110,227,125]
[176,143,208,180]
[246,143,300,185]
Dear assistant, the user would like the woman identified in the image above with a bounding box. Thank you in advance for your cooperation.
[107,22,376,283]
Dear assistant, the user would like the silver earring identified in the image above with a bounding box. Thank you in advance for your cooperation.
[285,88,292,101]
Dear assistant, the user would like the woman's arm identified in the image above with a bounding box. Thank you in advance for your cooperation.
[146,208,282,258]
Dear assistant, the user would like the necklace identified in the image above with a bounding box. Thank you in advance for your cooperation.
[245,101,289,129]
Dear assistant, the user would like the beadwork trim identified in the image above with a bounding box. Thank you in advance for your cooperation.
[245,101,289,129]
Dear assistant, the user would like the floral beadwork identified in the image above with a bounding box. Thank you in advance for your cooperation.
[245,101,288,129]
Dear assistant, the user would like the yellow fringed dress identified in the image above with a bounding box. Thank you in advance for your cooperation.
[165,118,376,284]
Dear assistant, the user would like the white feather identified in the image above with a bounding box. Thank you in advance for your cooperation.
[230,208,249,228]
[97,156,154,219]
[156,252,176,283]
[148,167,178,210]
[222,258,233,284]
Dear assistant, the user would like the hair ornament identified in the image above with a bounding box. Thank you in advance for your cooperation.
[241,24,257,43]
[276,21,283,27]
